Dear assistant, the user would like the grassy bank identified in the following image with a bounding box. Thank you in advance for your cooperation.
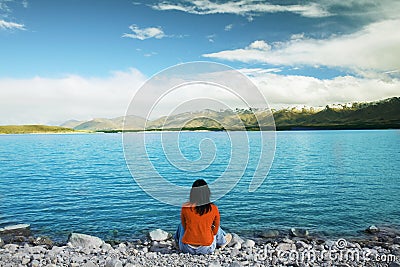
[0,125,80,134]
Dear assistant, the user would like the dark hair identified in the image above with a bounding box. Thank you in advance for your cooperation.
[189,179,212,216]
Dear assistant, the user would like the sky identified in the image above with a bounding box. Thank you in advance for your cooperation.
[0,0,399,124]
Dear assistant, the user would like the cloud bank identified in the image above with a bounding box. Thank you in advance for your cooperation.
[0,69,146,125]
[1,68,398,125]
[203,19,400,77]
[151,0,330,18]
[241,68,400,108]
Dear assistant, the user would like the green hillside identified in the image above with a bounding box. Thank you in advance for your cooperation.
[274,97,400,130]
[0,125,77,134]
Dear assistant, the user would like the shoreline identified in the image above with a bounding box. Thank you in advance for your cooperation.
[1,225,399,266]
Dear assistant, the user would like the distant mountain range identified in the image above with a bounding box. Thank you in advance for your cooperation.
[61,97,400,131]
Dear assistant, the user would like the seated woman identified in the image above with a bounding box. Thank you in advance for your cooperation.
[174,179,232,254]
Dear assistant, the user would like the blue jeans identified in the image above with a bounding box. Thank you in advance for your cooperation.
[174,223,227,254]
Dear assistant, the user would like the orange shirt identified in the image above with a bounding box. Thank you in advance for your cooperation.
[181,203,220,246]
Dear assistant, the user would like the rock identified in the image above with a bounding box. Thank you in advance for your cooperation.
[0,224,31,237]
[67,233,104,249]
[389,262,400,267]
[101,242,112,252]
[242,239,255,248]
[33,236,53,247]
[366,225,380,234]
[208,260,221,267]
[4,243,18,252]
[0,237,3,248]
[148,229,170,241]
[105,258,123,267]
[324,240,335,248]
[296,240,309,250]
[276,242,296,251]
[230,248,239,257]
[393,236,400,245]
[229,233,244,248]
[21,257,30,265]
[233,242,241,250]
[150,243,170,253]
[259,230,280,238]
[31,259,40,267]
[142,247,148,253]
[230,261,242,267]
[282,238,293,244]
[290,228,309,238]
[83,262,97,267]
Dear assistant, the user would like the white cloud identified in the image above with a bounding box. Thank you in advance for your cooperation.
[152,0,330,18]
[0,19,25,30]
[248,40,270,50]
[207,34,216,43]
[242,69,400,107]
[122,25,165,40]
[0,69,147,125]
[203,19,400,76]
[224,23,233,31]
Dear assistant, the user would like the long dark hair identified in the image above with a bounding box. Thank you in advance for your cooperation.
[189,179,212,216]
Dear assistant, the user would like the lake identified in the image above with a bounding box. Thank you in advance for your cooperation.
[0,130,399,242]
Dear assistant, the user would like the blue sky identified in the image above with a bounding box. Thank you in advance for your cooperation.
[0,0,399,124]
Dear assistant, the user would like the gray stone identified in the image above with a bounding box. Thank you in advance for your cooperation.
[0,237,3,248]
[33,236,53,247]
[229,233,244,248]
[67,233,104,249]
[276,242,296,251]
[393,236,400,245]
[233,242,241,250]
[148,229,170,241]
[208,260,221,267]
[260,230,280,238]
[31,259,40,267]
[366,225,380,234]
[242,239,255,248]
[4,243,18,252]
[101,242,112,252]
[296,240,309,250]
[150,244,170,253]
[230,248,239,257]
[282,238,293,244]
[290,228,309,238]
[82,263,97,267]
[105,258,123,267]
[0,224,31,236]
[21,257,30,265]
[389,262,400,267]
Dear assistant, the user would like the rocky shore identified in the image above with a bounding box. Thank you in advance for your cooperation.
[1,224,400,267]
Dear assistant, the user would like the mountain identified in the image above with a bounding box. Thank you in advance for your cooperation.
[62,97,400,131]
[60,120,84,129]
[71,115,147,131]
[274,97,400,130]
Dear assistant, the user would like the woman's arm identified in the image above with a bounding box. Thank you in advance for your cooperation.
[181,207,186,230]
[212,205,220,235]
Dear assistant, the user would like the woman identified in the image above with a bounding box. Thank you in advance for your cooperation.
[174,179,232,254]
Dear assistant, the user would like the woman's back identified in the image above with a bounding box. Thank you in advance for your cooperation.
[181,203,220,246]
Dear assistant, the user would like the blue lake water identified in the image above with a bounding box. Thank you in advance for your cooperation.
[0,130,399,242]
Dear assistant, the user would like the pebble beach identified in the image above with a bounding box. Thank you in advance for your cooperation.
[1,224,400,267]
